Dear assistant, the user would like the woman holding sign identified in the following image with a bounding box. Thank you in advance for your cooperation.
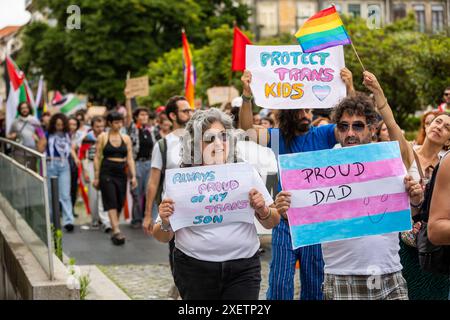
[363,72,450,300]
[153,108,280,300]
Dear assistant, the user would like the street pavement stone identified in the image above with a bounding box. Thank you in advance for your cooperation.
[98,261,301,300]
[71,201,301,300]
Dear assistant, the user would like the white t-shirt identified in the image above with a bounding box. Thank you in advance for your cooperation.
[158,166,274,262]
[151,131,182,170]
[322,233,402,275]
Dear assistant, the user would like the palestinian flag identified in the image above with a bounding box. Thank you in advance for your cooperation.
[5,56,34,134]
[51,93,86,115]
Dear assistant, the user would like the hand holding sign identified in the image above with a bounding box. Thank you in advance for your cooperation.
[249,188,268,217]
[159,198,175,225]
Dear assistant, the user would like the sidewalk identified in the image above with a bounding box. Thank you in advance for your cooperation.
[65,203,300,300]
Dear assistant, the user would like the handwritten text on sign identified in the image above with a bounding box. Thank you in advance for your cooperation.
[164,163,256,231]
[278,142,412,249]
[246,45,346,109]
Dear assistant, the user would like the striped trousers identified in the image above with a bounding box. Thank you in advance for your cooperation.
[266,218,324,300]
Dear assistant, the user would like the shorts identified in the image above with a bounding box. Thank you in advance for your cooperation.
[323,271,408,300]
[99,159,127,212]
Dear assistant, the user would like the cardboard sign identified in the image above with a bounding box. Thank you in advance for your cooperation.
[164,163,257,231]
[206,86,239,106]
[126,76,149,97]
[279,142,412,248]
[86,106,107,118]
[246,45,346,109]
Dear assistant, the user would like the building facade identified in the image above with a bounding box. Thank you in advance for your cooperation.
[244,0,450,39]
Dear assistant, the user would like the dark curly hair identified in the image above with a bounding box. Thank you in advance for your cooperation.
[331,93,378,127]
[277,109,311,148]
[48,113,70,134]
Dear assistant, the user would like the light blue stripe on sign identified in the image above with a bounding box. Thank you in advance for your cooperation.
[290,209,411,249]
[279,141,401,170]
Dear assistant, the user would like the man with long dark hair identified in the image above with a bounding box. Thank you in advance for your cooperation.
[239,68,354,300]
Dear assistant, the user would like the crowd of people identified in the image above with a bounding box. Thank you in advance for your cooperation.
[0,70,449,301]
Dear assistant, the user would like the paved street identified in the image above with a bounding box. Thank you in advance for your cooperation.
[63,204,300,300]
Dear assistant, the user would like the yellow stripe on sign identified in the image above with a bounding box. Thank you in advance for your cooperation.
[302,12,340,28]
[295,19,343,37]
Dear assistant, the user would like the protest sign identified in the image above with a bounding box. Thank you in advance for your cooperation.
[126,76,149,97]
[246,45,346,109]
[279,141,412,249]
[86,106,106,118]
[206,86,239,106]
[164,162,257,231]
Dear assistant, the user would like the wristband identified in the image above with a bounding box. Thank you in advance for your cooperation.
[159,220,172,232]
[242,94,253,102]
[410,201,423,209]
[257,207,272,221]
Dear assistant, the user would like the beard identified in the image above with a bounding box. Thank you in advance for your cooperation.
[342,133,372,147]
[176,115,189,127]
[297,118,311,133]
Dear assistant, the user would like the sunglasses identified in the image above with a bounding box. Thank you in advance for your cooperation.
[337,121,367,133]
[204,131,227,144]
[444,93,450,96]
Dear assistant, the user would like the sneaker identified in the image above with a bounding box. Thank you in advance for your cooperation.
[102,225,112,233]
[64,224,74,232]
[130,221,142,229]
[91,222,100,230]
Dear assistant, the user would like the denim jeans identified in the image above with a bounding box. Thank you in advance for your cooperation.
[173,248,261,300]
[131,160,157,223]
[47,159,74,227]
[83,160,111,228]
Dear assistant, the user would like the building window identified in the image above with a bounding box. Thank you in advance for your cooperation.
[367,4,382,28]
[296,2,318,29]
[348,4,361,18]
[393,3,406,21]
[432,5,444,33]
[334,3,343,13]
[414,4,426,32]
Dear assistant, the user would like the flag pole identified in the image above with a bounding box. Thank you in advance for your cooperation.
[330,3,366,72]
[351,42,366,72]
[228,21,238,104]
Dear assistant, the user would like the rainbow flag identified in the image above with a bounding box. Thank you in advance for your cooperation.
[295,6,351,53]
[182,30,195,108]
[279,142,411,248]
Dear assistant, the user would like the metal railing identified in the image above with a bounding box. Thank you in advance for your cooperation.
[0,137,54,280]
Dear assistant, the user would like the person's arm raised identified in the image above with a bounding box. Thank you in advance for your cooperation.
[124,88,133,128]
[238,70,269,145]
[362,71,413,168]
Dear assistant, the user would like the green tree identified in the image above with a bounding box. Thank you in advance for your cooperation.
[17,0,250,105]
[343,13,450,126]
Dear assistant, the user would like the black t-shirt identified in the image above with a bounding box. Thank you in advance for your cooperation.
[136,128,154,159]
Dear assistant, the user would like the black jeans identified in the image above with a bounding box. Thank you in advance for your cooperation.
[173,248,261,300]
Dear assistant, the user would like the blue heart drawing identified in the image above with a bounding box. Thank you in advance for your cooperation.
[312,85,331,101]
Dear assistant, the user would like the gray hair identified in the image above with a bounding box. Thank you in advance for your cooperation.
[180,108,244,166]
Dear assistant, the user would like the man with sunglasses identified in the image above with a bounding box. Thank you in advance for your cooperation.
[438,87,450,113]
[276,91,422,300]
[239,68,354,300]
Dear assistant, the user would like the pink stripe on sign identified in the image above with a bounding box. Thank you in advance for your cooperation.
[281,158,405,190]
[288,192,409,225]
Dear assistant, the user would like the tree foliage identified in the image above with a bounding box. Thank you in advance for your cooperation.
[16,0,250,105]
[343,13,450,126]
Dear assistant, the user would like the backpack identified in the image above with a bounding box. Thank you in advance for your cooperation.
[154,137,167,206]
[416,152,450,275]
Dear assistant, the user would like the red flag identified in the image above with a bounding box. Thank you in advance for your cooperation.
[232,27,252,72]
